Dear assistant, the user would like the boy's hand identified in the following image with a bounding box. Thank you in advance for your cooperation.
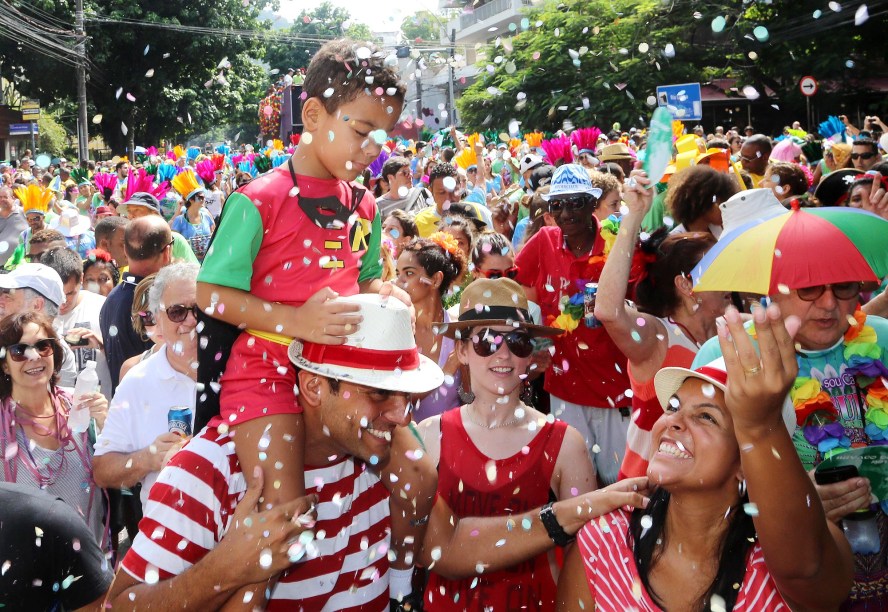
[379,281,416,331]
[294,287,362,345]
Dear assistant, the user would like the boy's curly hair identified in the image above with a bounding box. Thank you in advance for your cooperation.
[303,39,406,113]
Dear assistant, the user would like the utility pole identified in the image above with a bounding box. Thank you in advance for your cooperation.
[448,28,456,127]
[75,0,89,162]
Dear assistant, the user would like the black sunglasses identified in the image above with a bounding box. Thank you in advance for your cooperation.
[548,196,594,215]
[5,339,58,362]
[851,152,876,161]
[470,328,534,358]
[164,304,200,323]
[136,310,157,326]
[796,282,861,302]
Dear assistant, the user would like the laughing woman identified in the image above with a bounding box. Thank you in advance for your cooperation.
[557,305,853,611]
[0,312,108,546]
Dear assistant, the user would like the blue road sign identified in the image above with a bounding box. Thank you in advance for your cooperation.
[9,123,38,136]
[655,83,703,121]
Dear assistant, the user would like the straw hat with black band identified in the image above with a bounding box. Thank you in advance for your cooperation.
[435,278,562,339]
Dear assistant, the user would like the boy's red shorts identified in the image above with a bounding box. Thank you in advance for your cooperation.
[219,332,302,425]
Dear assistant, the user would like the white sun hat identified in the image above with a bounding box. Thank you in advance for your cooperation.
[654,357,796,434]
[288,293,444,394]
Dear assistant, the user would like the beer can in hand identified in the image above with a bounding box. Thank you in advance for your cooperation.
[168,406,193,437]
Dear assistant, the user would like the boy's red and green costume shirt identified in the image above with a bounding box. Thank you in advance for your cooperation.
[198,166,382,303]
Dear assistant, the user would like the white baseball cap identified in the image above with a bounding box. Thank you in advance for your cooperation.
[0,263,65,307]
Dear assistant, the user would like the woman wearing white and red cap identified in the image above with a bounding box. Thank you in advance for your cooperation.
[557,305,853,610]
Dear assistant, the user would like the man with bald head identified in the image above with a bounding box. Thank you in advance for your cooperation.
[0,185,27,266]
[99,215,173,392]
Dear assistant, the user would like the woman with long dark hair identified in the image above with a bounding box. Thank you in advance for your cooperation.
[0,311,108,546]
[557,305,853,611]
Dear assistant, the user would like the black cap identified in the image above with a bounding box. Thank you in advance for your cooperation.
[813,169,859,207]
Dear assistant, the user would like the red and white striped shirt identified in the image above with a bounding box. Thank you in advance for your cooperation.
[121,422,391,611]
[577,509,788,611]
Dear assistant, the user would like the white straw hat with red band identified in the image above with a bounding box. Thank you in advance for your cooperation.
[654,357,796,434]
[287,294,444,394]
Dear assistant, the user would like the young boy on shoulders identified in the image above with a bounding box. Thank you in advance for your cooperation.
[196,39,420,606]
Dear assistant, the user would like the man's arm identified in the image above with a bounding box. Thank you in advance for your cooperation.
[106,467,316,611]
[92,432,181,489]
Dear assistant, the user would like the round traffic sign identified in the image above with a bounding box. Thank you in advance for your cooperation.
[799,76,818,97]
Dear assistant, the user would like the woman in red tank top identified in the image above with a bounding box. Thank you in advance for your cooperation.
[418,278,651,611]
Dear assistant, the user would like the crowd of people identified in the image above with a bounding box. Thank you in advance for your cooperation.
[0,37,886,611]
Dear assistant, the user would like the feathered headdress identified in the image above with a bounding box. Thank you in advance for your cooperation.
[571,127,601,154]
[146,146,158,157]
[186,146,201,162]
[93,172,117,200]
[238,160,258,177]
[818,116,846,145]
[14,184,53,215]
[272,154,289,168]
[70,167,91,186]
[524,131,544,149]
[254,155,271,174]
[215,144,231,155]
[170,145,186,161]
[195,159,216,184]
[369,148,391,179]
[171,169,204,201]
[156,163,181,184]
[453,146,478,170]
[125,167,170,203]
[211,154,226,172]
[541,135,573,165]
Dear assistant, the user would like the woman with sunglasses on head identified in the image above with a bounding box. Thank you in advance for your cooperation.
[595,169,729,480]
[419,278,649,611]
[170,188,215,262]
[118,274,162,382]
[0,311,109,546]
[396,234,466,423]
[557,305,854,611]
[514,164,635,485]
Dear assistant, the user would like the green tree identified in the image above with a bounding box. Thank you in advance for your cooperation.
[401,11,443,43]
[38,113,70,156]
[0,0,277,151]
[457,0,888,132]
[264,2,375,75]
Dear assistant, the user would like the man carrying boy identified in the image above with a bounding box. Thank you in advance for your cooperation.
[194,39,418,605]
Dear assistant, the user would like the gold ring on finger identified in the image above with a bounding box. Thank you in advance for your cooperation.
[744,365,761,375]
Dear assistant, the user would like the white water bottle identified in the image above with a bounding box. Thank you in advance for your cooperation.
[70,361,99,433]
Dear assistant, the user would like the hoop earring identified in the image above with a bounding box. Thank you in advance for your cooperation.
[738,478,747,498]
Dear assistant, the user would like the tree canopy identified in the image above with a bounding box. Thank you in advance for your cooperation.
[400,11,443,44]
[264,2,375,75]
[457,0,888,132]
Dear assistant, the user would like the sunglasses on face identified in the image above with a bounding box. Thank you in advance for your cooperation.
[480,266,520,280]
[470,328,534,358]
[548,196,594,215]
[796,282,861,302]
[164,304,200,323]
[5,338,58,362]
[137,310,157,326]
[739,155,758,163]
[851,152,876,161]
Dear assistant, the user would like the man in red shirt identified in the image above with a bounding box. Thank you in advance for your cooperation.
[515,164,632,484]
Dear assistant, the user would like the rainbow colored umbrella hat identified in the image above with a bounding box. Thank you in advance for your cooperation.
[692,201,888,295]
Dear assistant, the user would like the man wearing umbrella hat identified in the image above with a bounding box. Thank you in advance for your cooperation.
[692,201,888,608]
